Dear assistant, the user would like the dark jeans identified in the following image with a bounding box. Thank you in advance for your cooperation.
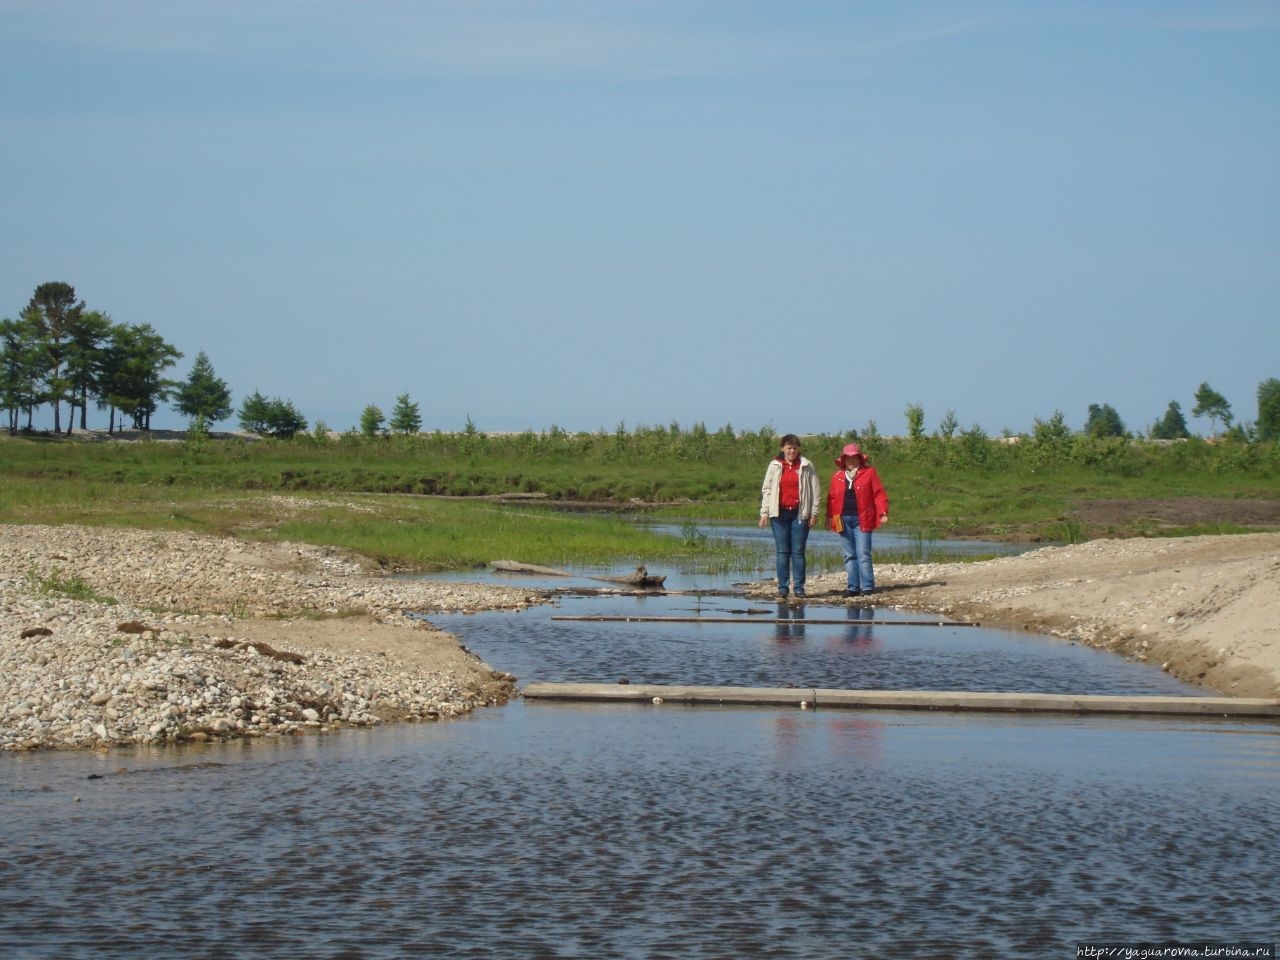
[769,508,810,595]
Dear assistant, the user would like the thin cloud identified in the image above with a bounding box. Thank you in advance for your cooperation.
[1,0,1006,81]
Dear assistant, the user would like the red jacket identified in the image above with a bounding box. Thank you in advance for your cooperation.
[826,465,889,533]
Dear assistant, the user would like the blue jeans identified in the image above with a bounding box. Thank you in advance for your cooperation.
[839,517,874,592]
[770,508,810,595]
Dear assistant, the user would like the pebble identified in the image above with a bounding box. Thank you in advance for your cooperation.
[1,524,548,751]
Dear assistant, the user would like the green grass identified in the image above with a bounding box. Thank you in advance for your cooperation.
[2,428,1276,570]
[28,567,117,604]
[0,474,748,570]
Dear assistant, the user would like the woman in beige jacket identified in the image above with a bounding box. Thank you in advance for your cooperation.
[758,433,822,599]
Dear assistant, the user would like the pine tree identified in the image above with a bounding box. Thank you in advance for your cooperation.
[175,350,233,425]
[23,281,85,433]
[1085,403,1126,438]
[238,390,272,434]
[1257,378,1280,443]
[1151,400,1190,440]
[360,403,386,438]
[388,393,422,434]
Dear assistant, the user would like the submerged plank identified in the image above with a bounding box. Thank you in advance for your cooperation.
[521,682,1280,718]
[550,615,979,627]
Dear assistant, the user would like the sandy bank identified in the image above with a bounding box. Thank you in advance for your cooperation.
[805,532,1280,699]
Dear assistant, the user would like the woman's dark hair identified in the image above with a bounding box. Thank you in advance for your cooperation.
[779,433,801,447]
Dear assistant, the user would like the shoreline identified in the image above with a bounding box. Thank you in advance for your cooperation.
[804,531,1280,699]
[3,524,1277,751]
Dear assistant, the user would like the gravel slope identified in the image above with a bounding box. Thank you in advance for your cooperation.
[1,524,546,750]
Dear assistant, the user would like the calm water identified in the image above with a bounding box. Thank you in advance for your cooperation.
[3,708,1277,958]
[427,589,1205,696]
[2,534,1277,958]
[641,520,1030,563]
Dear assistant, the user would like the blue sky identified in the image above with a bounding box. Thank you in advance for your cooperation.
[3,0,1277,437]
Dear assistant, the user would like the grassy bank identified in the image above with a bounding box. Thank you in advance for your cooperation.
[2,427,1277,570]
[0,476,757,571]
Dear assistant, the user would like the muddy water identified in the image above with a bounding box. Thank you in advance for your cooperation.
[2,542,1277,957]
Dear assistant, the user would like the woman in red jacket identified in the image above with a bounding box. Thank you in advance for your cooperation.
[826,443,889,597]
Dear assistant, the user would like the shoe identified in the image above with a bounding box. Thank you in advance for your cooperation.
[844,589,861,597]
[774,592,788,601]
[793,591,806,599]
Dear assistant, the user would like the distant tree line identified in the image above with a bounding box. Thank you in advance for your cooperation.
[0,280,293,437]
[0,282,188,435]
[903,379,1279,447]
[359,393,422,437]
[3,281,433,441]
[6,282,1279,446]
[1,281,244,436]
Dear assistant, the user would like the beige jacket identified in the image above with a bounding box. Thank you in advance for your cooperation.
[759,456,822,522]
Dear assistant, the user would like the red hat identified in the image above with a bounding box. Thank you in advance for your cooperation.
[835,443,865,466]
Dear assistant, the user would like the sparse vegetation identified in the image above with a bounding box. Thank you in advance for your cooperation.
[1,424,1276,573]
[27,567,117,604]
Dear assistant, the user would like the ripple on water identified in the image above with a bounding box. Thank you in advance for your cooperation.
[2,706,1278,958]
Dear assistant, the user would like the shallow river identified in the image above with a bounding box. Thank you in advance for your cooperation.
[3,532,1278,958]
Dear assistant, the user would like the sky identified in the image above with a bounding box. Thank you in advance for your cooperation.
[2,0,1277,437]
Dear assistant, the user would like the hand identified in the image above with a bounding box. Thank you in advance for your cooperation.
[879,514,889,525]
[758,515,768,528]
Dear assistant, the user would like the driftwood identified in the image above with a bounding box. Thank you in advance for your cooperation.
[490,561,666,590]
[591,566,667,589]
[490,560,572,577]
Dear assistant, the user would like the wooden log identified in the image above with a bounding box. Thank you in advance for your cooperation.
[551,615,978,627]
[589,565,667,589]
[489,560,573,577]
[490,561,666,589]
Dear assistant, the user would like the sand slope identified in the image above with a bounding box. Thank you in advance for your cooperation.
[807,533,1280,698]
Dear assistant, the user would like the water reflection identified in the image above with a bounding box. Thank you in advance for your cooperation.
[773,601,806,643]
[431,589,1203,698]
[835,604,881,649]
[642,520,1029,564]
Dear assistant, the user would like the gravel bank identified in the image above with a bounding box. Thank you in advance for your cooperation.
[7,523,1277,751]
[1,524,549,751]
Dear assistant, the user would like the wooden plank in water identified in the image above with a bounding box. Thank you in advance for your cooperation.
[550,615,979,627]
[521,682,1280,718]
